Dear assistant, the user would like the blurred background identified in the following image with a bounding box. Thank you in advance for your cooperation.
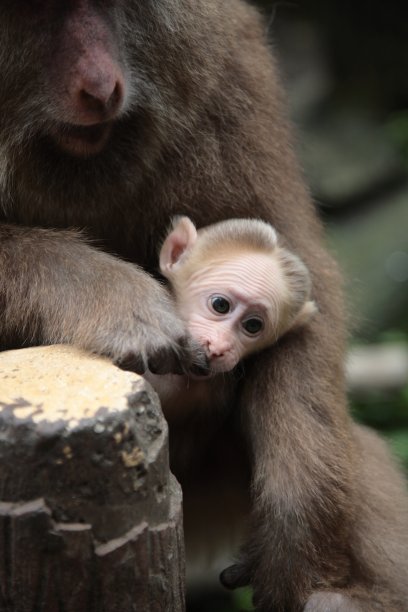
[188,1,408,609]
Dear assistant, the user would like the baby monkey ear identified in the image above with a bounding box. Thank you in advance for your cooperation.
[159,216,198,277]
[292,300,317,329]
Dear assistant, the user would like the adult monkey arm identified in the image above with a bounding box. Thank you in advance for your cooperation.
[0,225,194,374]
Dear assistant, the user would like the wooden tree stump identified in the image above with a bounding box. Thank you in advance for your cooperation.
[0,345,185,612]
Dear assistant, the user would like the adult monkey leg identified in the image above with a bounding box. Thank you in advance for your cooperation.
[221,264,408,612]
[223,326,408,611]
[220,233,357,610]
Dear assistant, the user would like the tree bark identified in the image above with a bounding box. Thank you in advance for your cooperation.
[0,345,185,612]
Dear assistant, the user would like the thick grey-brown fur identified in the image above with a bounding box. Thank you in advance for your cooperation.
[0,2,407,611]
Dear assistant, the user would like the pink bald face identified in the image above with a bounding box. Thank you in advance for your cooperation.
[175,252,287,373]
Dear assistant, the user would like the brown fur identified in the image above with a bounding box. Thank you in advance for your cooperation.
[0,2,407,610]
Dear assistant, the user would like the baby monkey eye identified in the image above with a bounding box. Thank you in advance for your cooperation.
[242,317,264,335]
[210,296,231,314]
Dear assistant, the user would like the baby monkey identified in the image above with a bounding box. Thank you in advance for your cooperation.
[146,216,316,414]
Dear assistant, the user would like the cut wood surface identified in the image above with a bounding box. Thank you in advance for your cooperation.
[0,345,185,612]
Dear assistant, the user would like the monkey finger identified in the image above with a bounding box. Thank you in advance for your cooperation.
[178,337,209,374]
[147,345,184,375]
[219,563,251,590]
[189,362,210,377]
[115,351,147,374]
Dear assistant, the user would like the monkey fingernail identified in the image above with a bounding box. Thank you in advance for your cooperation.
[148,349,182,375]
[189,363,210,377]
[116,352,146,374]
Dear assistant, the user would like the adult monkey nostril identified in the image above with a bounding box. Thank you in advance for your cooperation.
[77,72,125,122]
[79,79,123,118]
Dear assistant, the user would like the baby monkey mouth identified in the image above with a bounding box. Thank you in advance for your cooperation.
[50,122,113,157]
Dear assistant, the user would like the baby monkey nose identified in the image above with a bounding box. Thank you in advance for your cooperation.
[206,337,230,358]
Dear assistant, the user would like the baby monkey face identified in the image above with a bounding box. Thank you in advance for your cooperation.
[177,253,285,373]
[160,216,315,375]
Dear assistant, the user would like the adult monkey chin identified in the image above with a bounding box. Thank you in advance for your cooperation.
[0,2,407,611]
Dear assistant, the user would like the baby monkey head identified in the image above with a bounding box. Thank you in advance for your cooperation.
[160,216,316,374]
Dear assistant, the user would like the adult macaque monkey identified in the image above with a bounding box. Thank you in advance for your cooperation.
[146,216,316,413]
[0,1,407,610]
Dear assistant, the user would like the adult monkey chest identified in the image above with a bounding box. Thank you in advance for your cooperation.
[0,2,407,612]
